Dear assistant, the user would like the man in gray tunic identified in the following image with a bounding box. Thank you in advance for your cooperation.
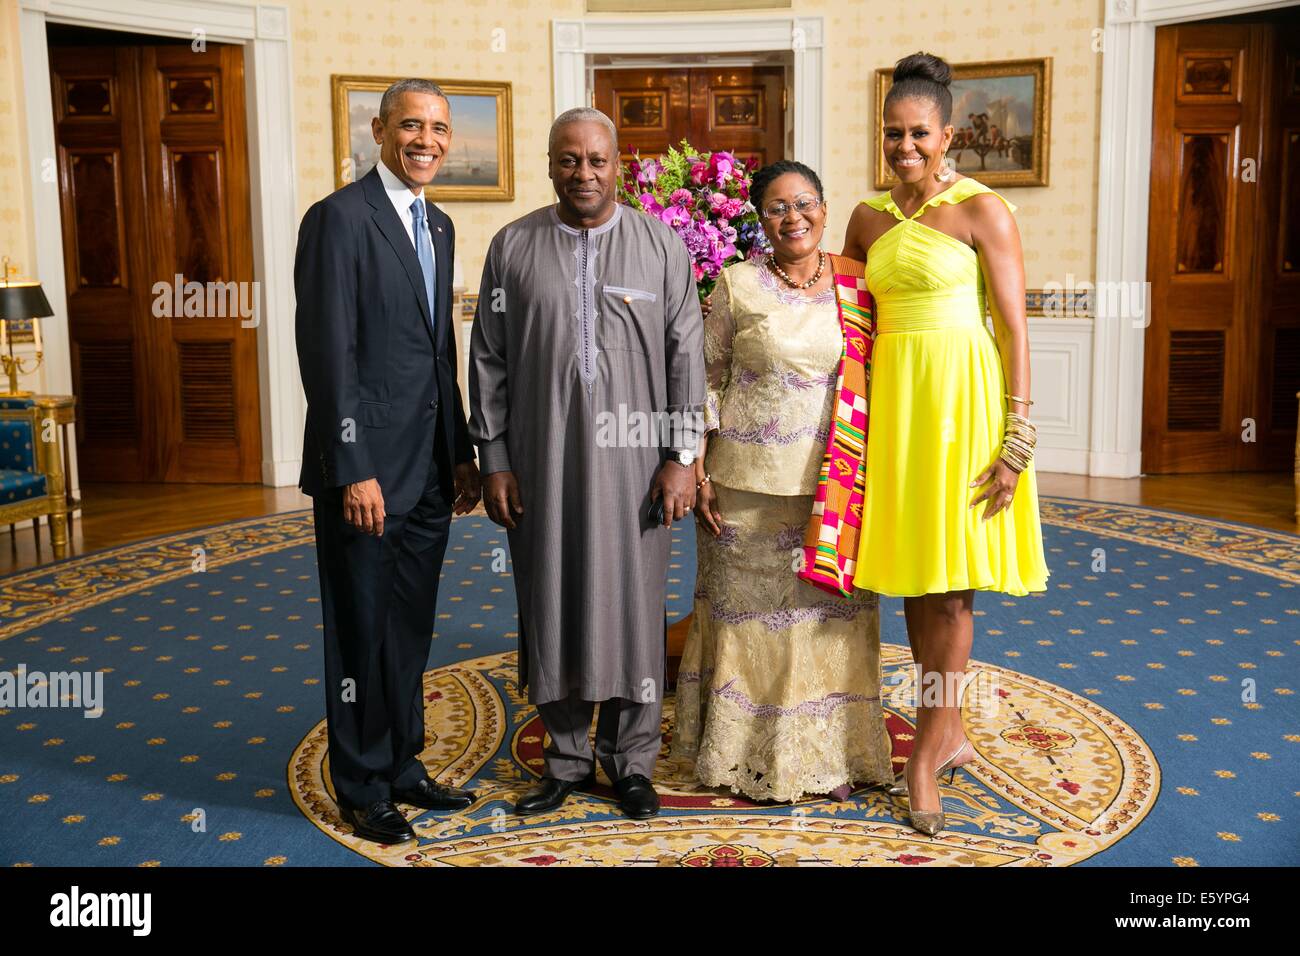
[469,109,703,819]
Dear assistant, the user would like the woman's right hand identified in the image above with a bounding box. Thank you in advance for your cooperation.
[694,476,723,537]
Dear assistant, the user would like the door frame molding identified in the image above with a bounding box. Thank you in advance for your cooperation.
[552,15,823,174]
[1094,0,1293,476]
[17,0,303,486]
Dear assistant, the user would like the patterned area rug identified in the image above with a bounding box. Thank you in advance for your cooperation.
[1,498,1297,867]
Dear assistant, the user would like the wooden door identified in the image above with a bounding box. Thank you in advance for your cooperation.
[51,37,261,483]
[1252,16,1300,470]
[1143,14,1300,473]
[595,66,785,170]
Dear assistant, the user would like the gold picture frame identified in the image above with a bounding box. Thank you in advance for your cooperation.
[331,75,514,201]
[874,58,1051,189]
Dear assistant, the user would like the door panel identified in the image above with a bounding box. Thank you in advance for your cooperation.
[595,65,785,169]
[1255,17,1300,469]
[50,38,260,483]
[1143,23,1265,472]
[52,46,152,481]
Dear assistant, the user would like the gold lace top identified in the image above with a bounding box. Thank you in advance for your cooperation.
[703,258,841,496]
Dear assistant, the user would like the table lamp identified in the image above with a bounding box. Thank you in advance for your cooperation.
[0,256,53,397]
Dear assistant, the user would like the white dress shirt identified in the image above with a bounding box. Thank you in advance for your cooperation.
[376,159,437,280]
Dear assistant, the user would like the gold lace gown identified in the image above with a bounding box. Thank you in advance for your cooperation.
[670,260,894,802]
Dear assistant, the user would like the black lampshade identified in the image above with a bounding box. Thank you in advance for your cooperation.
[0,281,54,321]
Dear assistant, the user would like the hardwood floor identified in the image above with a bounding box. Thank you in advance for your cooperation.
[0,471,1295,576]
[0,482,312,576]
[1035,471,1298,533]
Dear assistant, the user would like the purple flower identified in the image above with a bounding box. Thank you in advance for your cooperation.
[660,203,691,229]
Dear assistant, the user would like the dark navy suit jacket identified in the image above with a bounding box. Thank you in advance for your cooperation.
[294,165,472,514]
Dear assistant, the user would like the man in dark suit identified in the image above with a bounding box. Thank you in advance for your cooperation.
[295,78,481,844]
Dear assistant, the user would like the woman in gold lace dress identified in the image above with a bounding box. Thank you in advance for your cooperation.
[671,161,894,803]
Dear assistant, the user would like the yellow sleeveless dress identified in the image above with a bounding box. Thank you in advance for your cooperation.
[852,178,1049,597]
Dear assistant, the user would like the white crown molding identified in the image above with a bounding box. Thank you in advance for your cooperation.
[1108,0,1300,25]
[20,0,260,40]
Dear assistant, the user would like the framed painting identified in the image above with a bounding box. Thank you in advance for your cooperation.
[874,58,1051,189]
[331,75,514,201]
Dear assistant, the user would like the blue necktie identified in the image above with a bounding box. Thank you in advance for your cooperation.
[409,198,436,335]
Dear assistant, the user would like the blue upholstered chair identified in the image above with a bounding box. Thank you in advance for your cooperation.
[0,396,70,558]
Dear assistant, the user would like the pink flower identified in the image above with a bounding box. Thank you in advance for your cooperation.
[709,151,736,186]
[689,161,708,185]
[638,192,663,216]
[670,188,694,207]
[660,204,691,228]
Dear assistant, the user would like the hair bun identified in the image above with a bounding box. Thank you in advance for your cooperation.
[893,52,952,87]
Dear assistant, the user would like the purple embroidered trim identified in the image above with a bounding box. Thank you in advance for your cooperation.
[718,420,829,447]
[692,595,875,630]
[713,679,881,719]
[714,524,741,549]
[728,368,834,392]
[704,393,722,431]
[754,259,837,306]
[778,369,836,390]
[774,524,805,552]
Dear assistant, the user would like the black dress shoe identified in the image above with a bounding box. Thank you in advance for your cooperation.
[392,778,476,812]
[613,773,660,819]
[515,775,594,816]
[338,800,416,844]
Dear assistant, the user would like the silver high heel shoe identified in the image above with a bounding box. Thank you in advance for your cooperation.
[901,760,946,836]
[889,738,976,796]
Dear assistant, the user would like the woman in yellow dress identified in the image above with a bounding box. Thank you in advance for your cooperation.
[843,52,1049,835]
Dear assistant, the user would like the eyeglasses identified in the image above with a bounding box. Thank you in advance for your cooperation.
[761,197,822,219]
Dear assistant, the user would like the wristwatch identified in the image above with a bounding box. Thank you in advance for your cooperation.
[667,448,696,468]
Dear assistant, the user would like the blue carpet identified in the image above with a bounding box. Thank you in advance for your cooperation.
[0,499,1296,866]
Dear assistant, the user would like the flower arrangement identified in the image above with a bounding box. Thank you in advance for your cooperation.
[618,141,771,302]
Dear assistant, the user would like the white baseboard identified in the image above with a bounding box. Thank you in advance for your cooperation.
[1089,449,1143,478]
[262,458,302,487]
[1036,447,1091,475]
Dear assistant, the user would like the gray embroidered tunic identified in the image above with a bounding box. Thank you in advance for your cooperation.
[468,204,705,705]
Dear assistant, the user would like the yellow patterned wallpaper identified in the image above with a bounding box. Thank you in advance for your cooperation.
[0,0,1103,293]
[0,0,32,282]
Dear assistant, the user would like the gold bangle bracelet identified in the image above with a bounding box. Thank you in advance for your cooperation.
[1005,393,1034,406]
